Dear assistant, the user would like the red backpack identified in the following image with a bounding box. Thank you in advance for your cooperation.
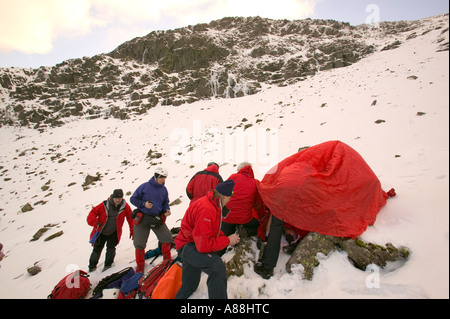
[47,270,91,299]
[137,259,171,299]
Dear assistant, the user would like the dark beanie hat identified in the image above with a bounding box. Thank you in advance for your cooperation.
[215,180,235,196]
[112,189,124,198]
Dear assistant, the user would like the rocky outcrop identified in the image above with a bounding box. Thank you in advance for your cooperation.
[225,237,255,277]
[1,14,448,129]
[285,232,410,280]
[224,232,409,281]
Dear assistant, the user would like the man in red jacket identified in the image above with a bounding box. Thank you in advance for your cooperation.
[87,189,134,272]
[174,180,240,299]
[186,162,223,205]
[221,162,263,237]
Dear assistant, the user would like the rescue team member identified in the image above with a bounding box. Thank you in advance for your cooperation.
[87,189,134,272]
[221,162,262,237]
[186,162,223,205]
[175,180,240,299]
[130,167,173,273]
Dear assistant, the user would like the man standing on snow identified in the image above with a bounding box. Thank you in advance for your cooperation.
[186,162,223,205]
[174,180,240,299]
[131,167,173,273]
[87,189,134,272]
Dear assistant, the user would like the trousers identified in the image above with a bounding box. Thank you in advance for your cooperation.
[260,214,284,269]
[89,232,118,268]
[221,217,260,237]
[175,243,227,299]
[133,214,173,250]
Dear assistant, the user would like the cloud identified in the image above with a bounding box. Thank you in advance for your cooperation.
[139,0,321,27]
[226,0,318,20]
[0,0,99,54]
[0,0,321,55]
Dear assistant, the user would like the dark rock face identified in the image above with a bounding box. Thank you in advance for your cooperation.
[1,15,447,129]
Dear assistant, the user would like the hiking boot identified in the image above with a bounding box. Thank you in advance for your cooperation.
[102,265,112,272]
[283,243,297,255]
[254,263,273,279]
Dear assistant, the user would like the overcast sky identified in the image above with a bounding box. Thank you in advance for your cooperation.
[0,0,448,68]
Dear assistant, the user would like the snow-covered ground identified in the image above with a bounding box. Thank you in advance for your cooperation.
[0,17,448,299]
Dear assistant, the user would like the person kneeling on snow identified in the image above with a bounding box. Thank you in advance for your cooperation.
[87,189,134,272]
[221,162,263,238]
[130,167,173,273]
[174,180,240,299]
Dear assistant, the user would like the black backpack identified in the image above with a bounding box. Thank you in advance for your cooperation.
[90,267,135,299]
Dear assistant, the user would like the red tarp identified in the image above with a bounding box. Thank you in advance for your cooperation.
[256,140,393,239]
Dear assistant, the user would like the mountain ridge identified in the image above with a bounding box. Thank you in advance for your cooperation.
[0,14,448,130]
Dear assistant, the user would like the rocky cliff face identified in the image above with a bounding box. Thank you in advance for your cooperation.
[1,14,448,129]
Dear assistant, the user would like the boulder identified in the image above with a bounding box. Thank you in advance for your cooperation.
[44,231,64,241]
[27,264,42,276]
[286,232,410,280]
[225,237,255,278]
[21,203,33,213]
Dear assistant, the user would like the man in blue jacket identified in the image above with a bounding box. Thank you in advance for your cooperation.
[131,167,173,273]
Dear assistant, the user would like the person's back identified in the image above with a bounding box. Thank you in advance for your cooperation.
[223,164,258,225]
[186,163,223,204]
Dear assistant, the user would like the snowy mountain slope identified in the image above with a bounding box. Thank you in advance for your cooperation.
[0,15,448,299]
[1,15,448,130]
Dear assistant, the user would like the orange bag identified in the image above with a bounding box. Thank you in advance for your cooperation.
[151,261,182,299]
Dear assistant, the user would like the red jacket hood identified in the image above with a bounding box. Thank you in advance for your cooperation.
[223,165,259,224]
[186,165,223,204]
[237,165,254,178]
[205,164,219,174]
